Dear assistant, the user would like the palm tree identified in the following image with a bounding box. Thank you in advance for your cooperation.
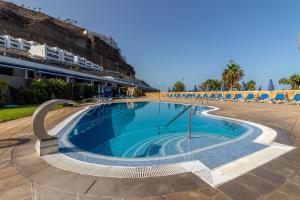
[222,60,244,91]
[278,78,289,89]
[278,74,300,90]
[289,74,300,90]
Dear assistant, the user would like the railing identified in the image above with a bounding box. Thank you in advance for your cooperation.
[164,105,193,139]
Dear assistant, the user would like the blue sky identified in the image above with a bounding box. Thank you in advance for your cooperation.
[8,0,300,90]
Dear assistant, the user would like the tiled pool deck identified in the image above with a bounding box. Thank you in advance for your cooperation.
[1,97,300,199]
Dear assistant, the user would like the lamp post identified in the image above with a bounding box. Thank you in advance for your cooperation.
[158,82,161,101]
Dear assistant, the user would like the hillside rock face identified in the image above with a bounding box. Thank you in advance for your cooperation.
[0,1,135,77]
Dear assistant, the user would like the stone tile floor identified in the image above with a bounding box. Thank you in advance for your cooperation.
[0,98,300,199]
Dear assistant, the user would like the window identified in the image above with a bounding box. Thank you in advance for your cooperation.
[47,53,59,59]
[11,43,18,48]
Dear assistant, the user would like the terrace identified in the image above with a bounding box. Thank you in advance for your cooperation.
[0,97,300,199]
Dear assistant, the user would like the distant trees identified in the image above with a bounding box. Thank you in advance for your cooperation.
[221,60,244,91]
[245,80,256,91]
[172,81,185,92]
[279,74,300,90]
[199,79,221,91]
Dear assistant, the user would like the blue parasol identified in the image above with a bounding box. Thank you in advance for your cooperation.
[241,81,245,91]
[268,79,274,91]
[221,82,225,91]
[206,83,210,92]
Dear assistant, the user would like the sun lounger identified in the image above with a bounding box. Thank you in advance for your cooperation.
[195,94,202,99]
[209,93,215,100]
[216,93,223,100]
[234,94,243,102]
[291,94,300,105]
[244,93,255,102]
[225,94,232,101]
[203,93,208,99]
[270,93,286,104]
[258,94,269,103]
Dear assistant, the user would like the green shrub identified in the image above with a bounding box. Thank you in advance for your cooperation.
[84,84,96,98]
[48,78,69,99]
[31,79,48,103]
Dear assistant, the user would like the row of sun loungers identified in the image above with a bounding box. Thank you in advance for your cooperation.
[166,93,300,105]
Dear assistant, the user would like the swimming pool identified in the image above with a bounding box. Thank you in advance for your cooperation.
[55,101,266,167]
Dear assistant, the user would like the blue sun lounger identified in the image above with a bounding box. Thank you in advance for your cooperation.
[181,93,186,98]
[195,94,202,99]
[258,93,269,103]
[185,93,191,98]
[291,94,300,105]
[203,93,208,99]
[209,93,215,100]
[176,93,181,98]
[271,93,286,104]
[244,93,255,102]
[234,93,243,102]
[217,93,223,100]
[225,93,232,101]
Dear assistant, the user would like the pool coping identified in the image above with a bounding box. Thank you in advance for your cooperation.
[40,101,295,187]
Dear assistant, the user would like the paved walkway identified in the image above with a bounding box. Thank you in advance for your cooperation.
[0,98,300,199]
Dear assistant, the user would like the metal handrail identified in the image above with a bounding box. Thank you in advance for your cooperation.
[165,105,192,127]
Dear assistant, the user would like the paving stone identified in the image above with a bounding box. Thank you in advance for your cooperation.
[33,183,77,200]
[263,191,299,200]
[125,195,164,200]
[196,186,218,198]
[143,177,173,196]
[251,166,285,186]
[0,165,19,179]
[0,173,30,192]
[87,177,120,197]
[235,173,276,196]
[31,166,96,194]
[219,181,261,200]
[163,191,210,200]
[165,173,199,192]
[0,182,32,200]
[278,182,300,198]
[212,192,231,200]
[116,178,144,197]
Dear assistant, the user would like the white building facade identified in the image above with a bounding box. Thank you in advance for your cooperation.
[29,44,103,71]
[0,34,103,71]
[0,35,39,51]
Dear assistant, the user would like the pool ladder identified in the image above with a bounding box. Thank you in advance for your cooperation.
[164,105,193,139]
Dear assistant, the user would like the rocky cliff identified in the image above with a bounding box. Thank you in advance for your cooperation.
[0,1,135,77]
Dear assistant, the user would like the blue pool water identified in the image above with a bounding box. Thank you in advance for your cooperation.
[67,102,248,159]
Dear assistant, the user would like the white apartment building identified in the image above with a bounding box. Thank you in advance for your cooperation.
[0,34,103,71]
[86,60,93,68]
[83,30,118,49]
[30,44,63,61]
[0,35,39,50]
[30,44,103,71]
[93,63,103,71]
[74,56,86,68]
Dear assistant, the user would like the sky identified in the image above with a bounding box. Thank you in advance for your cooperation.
[8,0,300,90]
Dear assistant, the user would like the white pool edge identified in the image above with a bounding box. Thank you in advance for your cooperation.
[40,102,295,187]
